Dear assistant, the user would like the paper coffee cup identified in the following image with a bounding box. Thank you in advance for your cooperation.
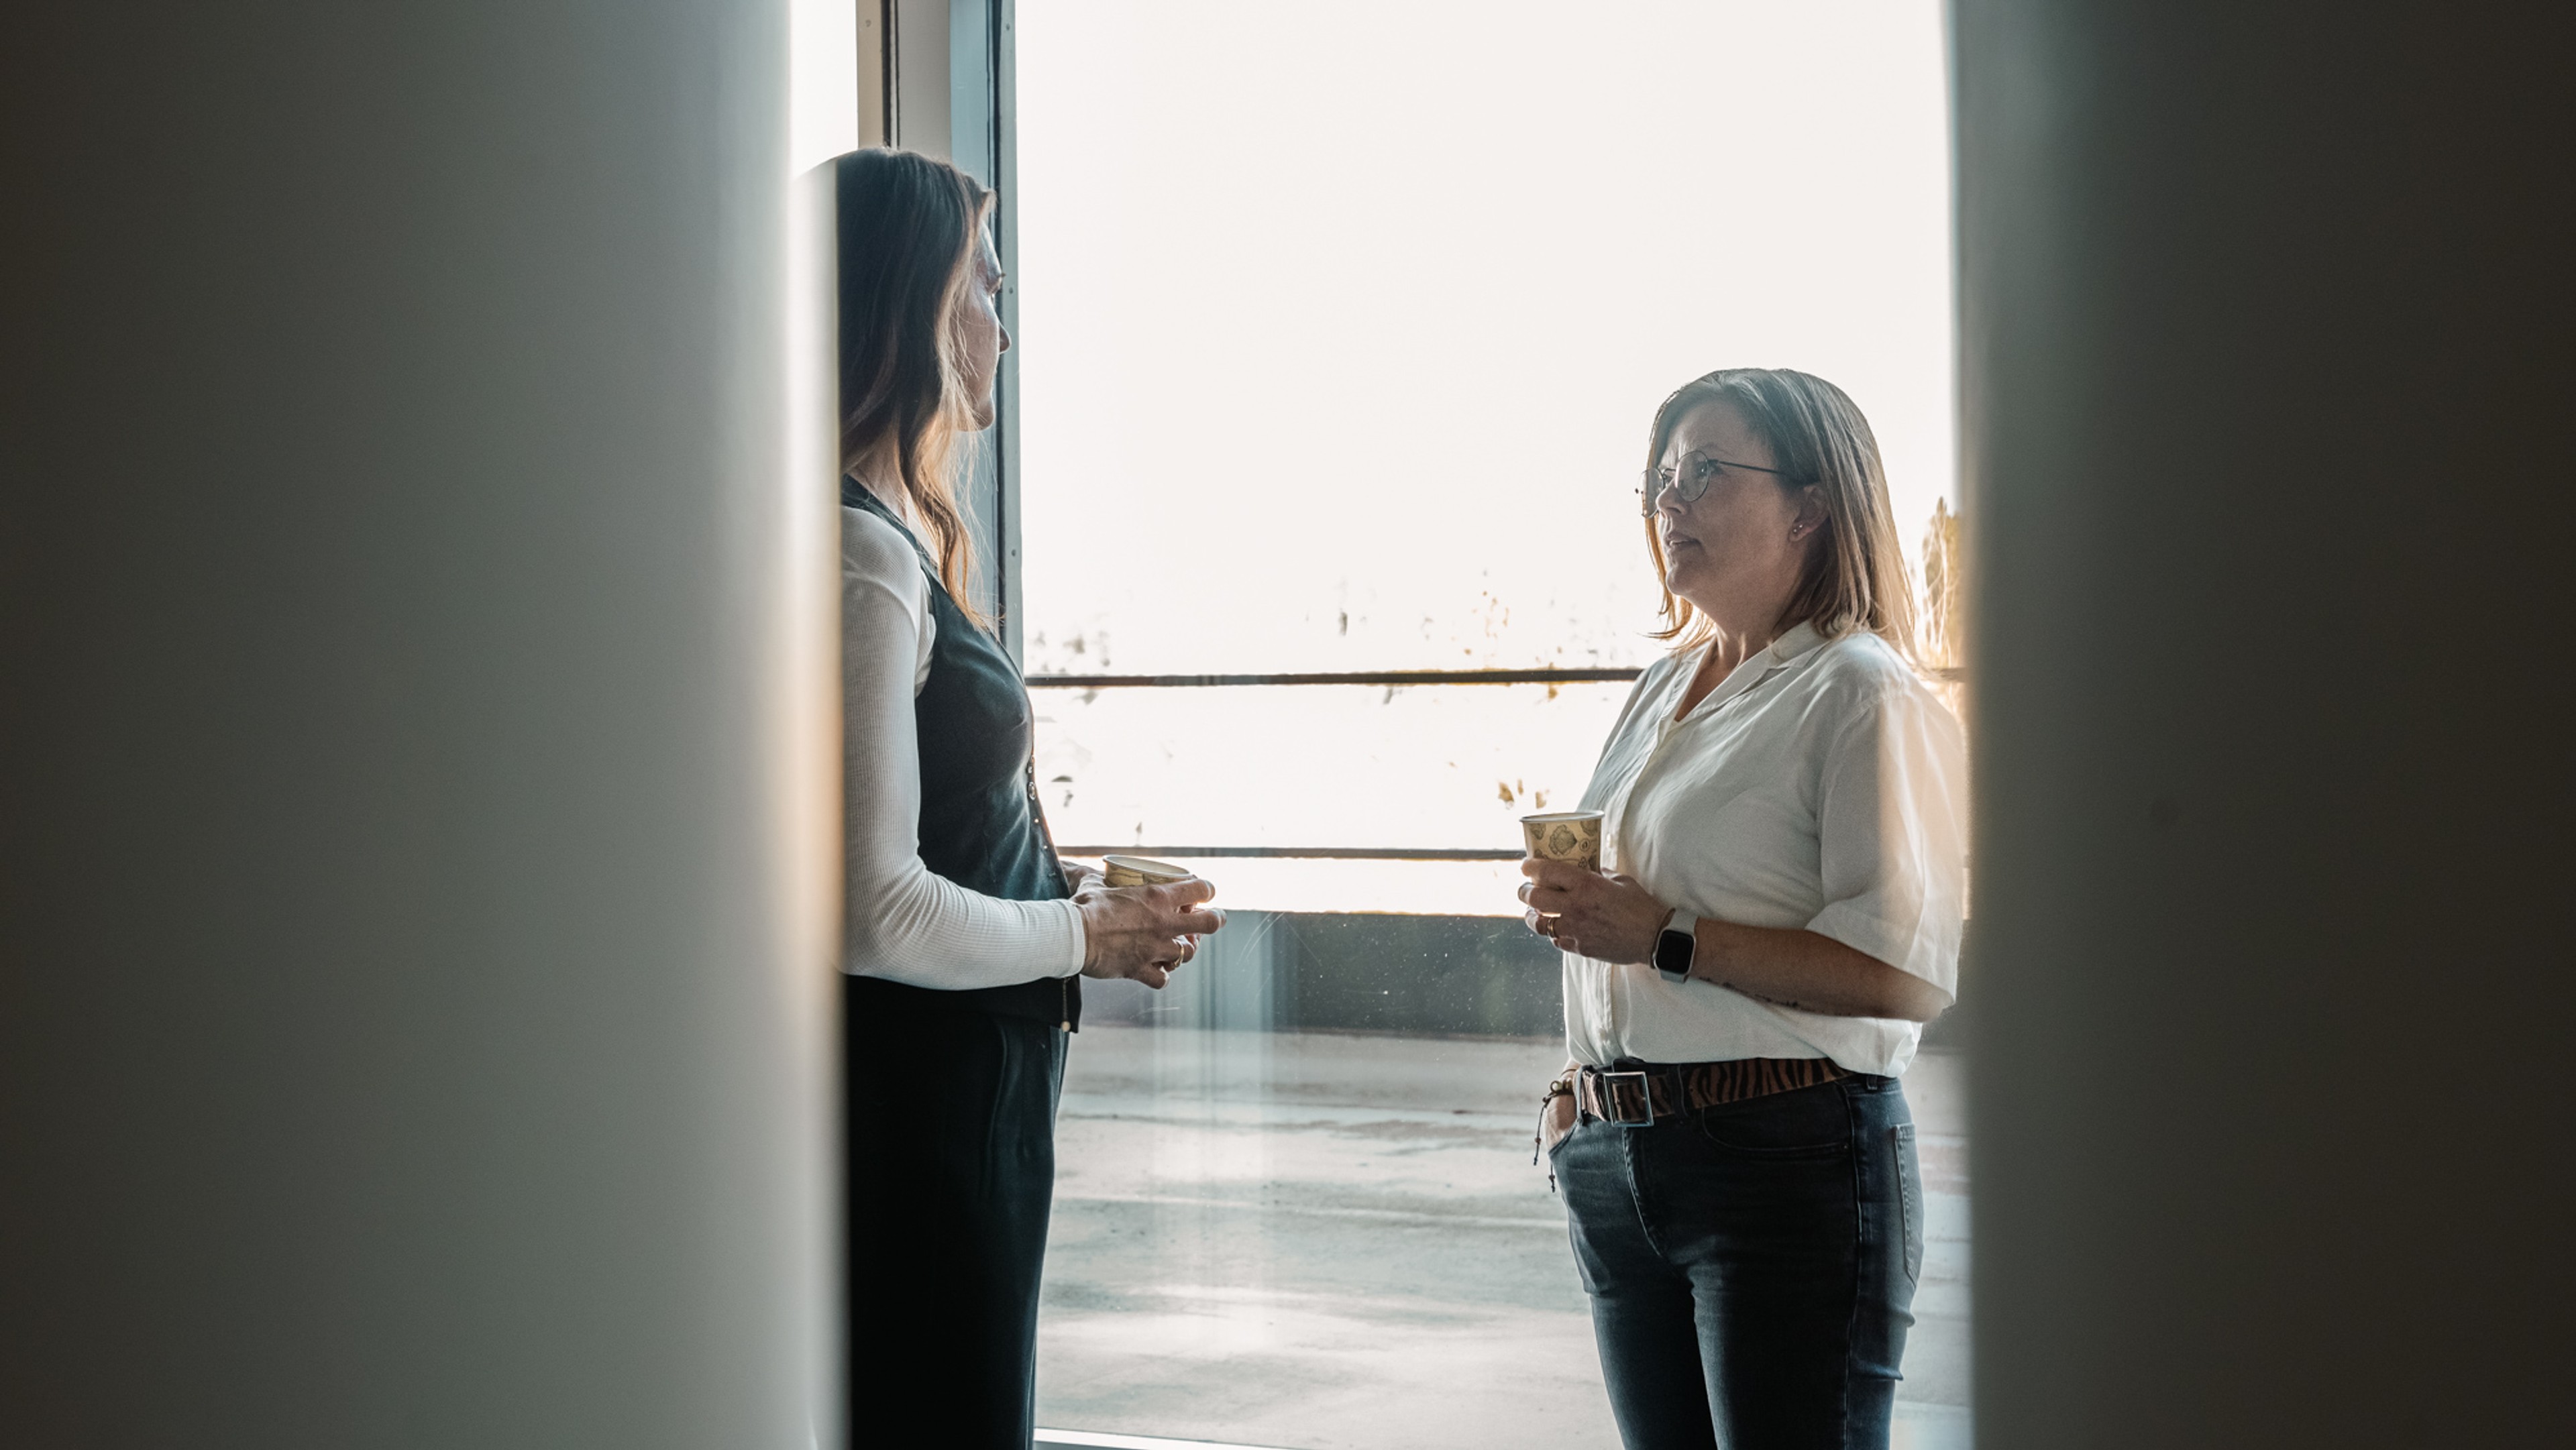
[1102,854,1196,889]
[1520,811,1605,874]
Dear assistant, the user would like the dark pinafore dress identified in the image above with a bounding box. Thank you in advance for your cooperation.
[840,479,1077,1449]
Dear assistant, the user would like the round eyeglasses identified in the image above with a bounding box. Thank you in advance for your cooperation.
[1638,448,1799,516]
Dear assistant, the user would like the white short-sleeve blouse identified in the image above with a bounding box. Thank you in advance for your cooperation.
[1562,622,1968,1077]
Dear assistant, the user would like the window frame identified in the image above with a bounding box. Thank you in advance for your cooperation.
[870,0,1022,657]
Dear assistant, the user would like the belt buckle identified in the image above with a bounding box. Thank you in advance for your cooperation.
[1596,1069,1655,1127]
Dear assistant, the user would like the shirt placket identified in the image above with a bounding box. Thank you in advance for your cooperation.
[1600,651,1803,1057]
[1593,691,1694,1053]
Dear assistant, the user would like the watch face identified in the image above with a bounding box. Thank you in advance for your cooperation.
[1654,929,1693,975]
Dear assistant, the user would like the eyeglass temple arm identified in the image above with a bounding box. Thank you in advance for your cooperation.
[1648,455,1793,481]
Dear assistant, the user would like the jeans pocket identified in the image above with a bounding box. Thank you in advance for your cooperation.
[1539,1094,1578,1160]
[1894,1122,1924,1285]
[1693,1082,1854,1158]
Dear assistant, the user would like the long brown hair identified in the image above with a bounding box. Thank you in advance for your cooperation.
[833,148,994,624]
[1642,368,1919,661]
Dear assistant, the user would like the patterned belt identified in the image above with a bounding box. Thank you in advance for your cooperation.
[1575,1056,1849,1127]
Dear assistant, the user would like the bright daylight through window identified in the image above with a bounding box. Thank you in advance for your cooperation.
[1004,3,1970,1448]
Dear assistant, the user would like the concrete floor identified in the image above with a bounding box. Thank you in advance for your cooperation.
[1035,1026,1972,1450]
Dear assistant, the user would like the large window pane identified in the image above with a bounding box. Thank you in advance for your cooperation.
[1014,4,1966,1448]
[1018,0,1955,681]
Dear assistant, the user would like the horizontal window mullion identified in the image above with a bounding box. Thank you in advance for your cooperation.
[1027,669,1643,689]
[1057,846,1523,862]
[1026,666,1966,688]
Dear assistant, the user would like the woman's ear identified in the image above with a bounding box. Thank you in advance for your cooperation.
[1792,484,1829,540]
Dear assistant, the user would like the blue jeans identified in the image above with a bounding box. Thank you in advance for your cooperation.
[1554,1070,1923,1450]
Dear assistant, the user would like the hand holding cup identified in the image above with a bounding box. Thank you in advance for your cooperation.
[1518,810,1657,958]
[1520,856,1667,962]
[1076,862,1223,989]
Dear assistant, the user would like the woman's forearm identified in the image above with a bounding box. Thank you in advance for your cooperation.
[1522,859,1949,1023]
[1688,920,1951,1023]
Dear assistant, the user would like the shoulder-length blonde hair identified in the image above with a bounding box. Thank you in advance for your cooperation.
[832,147,996,626]
[1643,368,1918,662]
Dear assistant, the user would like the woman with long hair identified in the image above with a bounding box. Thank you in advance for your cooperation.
[1521,368,1966,1449]
[830,148,1222,1446]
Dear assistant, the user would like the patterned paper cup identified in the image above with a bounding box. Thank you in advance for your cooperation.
[1519,811,1605,875]
[1102,854,1197,889]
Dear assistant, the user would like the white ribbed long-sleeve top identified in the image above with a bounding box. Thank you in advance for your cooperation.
[841,500,1087,987]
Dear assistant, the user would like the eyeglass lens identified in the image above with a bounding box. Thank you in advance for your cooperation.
[1638,452,1721,514]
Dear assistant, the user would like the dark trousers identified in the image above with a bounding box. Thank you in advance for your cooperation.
[845,984,1067,1449]
[1554,1072,1923,1450]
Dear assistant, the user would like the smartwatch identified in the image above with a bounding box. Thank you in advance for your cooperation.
[1654,908,1697,983]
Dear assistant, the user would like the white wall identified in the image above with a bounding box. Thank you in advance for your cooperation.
[0,5,839,1445]
[791,0,861,172]
[1959,1,2576,1443]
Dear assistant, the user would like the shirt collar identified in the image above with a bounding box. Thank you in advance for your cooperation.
[1765,620,1828,663]
[1678,620,1830,720]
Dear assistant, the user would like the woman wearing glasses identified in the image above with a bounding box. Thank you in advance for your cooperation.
[1519,368,1966,1449]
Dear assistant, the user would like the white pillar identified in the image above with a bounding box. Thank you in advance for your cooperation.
[1957,2,2573,1443]
[1,5,837,1446]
